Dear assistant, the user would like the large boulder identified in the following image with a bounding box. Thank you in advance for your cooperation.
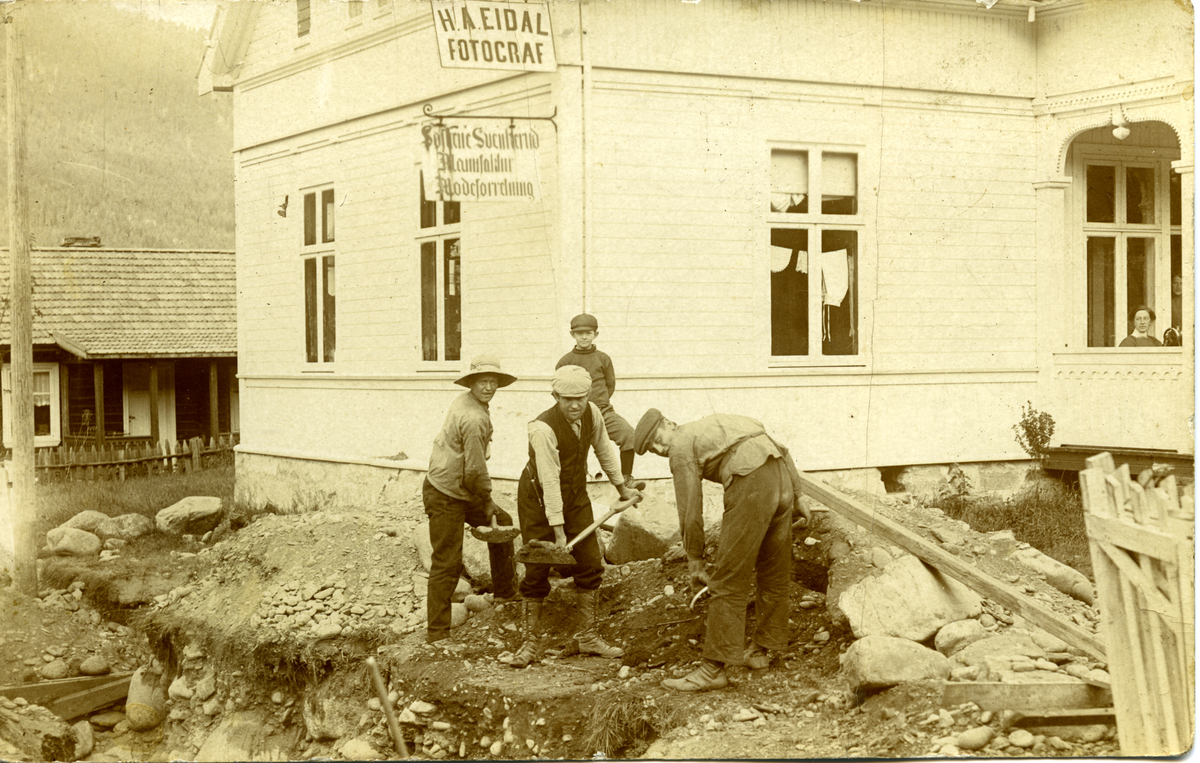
[604,508,680,564]
[195,710,292,762]
[156,497,224,536]
[935,619,987,656]
[950,632,1046,681]
[60,510,109,534]
[840,636,950,690]
[0,702,76,761]
[95,513,154,542]
[41,527,101,558]
[125,667,167,731]
[1010,547,1094,604]
[839,555,982,641]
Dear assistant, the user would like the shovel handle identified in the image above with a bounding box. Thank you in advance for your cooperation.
[564,493,642,553]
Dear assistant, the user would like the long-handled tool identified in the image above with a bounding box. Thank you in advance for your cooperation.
[516,493,642,565]
[366,657,408,759]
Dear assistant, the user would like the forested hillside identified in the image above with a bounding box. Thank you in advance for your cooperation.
[0,1,233,249]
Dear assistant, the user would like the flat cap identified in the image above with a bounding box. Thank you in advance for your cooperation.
[570,313,599,331]
[633,408,665,455]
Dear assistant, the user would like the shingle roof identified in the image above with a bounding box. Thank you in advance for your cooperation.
[0,248,236,358]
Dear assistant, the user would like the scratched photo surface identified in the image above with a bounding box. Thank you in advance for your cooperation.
[0,0,1194,760]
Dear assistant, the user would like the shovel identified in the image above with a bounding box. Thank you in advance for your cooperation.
[468,513,521,544]
[516,493,642,566]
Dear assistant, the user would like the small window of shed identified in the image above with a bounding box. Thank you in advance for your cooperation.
[770,150,808,213]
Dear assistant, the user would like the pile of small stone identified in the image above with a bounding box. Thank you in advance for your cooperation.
[250,576,423,640]
[904,701,1116,757]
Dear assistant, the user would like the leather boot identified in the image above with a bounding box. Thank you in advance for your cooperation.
[509,599,543,668]
[661,659,729,692]
[574,589,624,658]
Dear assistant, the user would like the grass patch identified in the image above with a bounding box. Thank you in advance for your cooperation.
[35,459,234,539]
[928,475,1093,580]
[581,689,680,758]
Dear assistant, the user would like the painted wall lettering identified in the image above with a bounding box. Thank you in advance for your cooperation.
[430,0,556,72]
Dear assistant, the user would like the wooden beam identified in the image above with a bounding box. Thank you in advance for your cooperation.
[942,681,1112,712]
[797,473,1106,660]
[92,362,105,446]
[58,362,69,442]
[48,674,132,721]
[0,673,133,707]
[1008,708,1117,729]
[148,362,159,443]
[208,360,219,439]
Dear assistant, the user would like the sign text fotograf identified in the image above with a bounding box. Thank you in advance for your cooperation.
[422,120,542,203]
[430,0,555,72]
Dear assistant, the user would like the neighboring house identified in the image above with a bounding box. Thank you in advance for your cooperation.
[0,248,239,450]
[199,0,1192,510]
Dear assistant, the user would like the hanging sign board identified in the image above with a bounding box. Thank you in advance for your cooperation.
[430,0,555,72]
[422,119,543,203]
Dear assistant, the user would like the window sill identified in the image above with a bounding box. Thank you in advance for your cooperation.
[768,358,866,369]
[301,367,336,373]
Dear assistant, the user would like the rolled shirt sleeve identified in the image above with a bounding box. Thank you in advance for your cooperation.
[528,420,565,526]
[588,403,625,487]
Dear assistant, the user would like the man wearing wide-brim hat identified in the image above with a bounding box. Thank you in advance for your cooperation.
[423,354,519,644]
[507,365,641,667]
[633,408,812,691]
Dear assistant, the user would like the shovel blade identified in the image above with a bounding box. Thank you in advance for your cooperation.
[514,545,575,566]
[469,526,521,544]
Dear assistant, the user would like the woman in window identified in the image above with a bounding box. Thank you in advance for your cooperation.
[1119,306,1162,347]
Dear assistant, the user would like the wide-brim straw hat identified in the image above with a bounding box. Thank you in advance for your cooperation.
[455,354,517,388]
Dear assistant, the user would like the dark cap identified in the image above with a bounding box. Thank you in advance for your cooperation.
[633,408,665,455]
[570,313,599,331]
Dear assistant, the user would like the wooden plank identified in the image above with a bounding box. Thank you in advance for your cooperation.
[47,674,131,721]
[0,673,133,706]
[1008,708,1117,728]
[942,681,1112,711]
[92,362,105,446]
[797,473,1106,660]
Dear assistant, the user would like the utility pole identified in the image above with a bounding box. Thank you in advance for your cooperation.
[7,12,36,597]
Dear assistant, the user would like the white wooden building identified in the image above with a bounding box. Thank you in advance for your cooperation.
[200,0,1193,509]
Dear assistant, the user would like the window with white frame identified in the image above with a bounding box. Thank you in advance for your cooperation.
[768,148,861,358]
[418,171,462,363]
[302,186,336,364]
[2,362,61,447]
[347,0,364,20]
[297,0,311,37]
[1080,156,1182,347]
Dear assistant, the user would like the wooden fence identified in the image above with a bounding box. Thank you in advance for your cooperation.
[27,434,238,483]
[1080,452,1195,756]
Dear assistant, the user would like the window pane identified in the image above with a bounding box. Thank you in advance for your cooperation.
[1171,235,1182,331]
[1086,165,1115,223]
[1125,167,1156,225]
[322,256,336,363]
[444,239,461,362]
[298,0,311,36]
[421,242,438,361]
[322,189,335,243]
[348,0,363,18]
[821,231,858,355]
[304,192,317,246]
[444,200,461,225]
[1126,238,1156,336]
[770,228,809,355]
[420,173,436,229]
[1086,237,1115,347]
[304,258,318,362]
[822,153,857,215]
[770,150,808,214]
[33,371,51,436]
[1170,170,1181,227]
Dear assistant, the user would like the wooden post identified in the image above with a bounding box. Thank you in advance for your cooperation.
[58,363,69,441]
[208,360,220,440]
[92,363,105,446]
[6,13,36,596]
[148,362,160,445]
[191,436,203,473]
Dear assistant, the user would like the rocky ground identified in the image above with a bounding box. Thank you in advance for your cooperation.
[0,476,1134,761]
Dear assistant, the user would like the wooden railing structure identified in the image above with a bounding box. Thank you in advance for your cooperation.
[1080,452,1195,756]
[22,434,238,483]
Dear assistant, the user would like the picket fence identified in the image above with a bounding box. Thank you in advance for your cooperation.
[1080,452,1195,756]
[29,434,238,483]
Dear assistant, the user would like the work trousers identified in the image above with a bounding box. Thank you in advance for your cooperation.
[599,404,634,452]
[423,478,516,642]
[516,467,603,599]
[703,456,793,665]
